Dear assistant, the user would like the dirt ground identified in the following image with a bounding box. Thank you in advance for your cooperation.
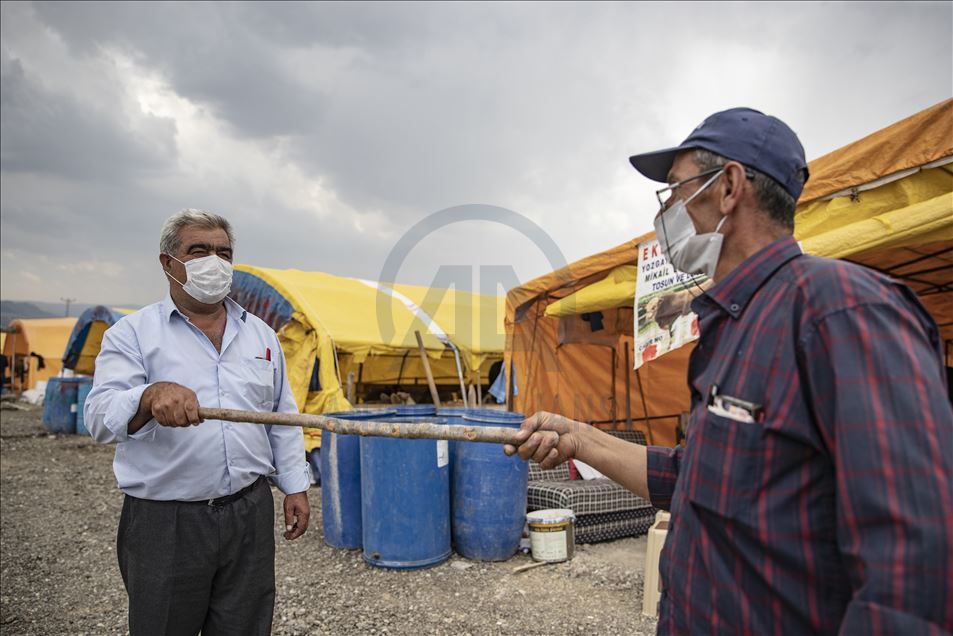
[0,406,659,635]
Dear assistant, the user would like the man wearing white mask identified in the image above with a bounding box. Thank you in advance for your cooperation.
[85,209,311,636]
[506,109,952,634]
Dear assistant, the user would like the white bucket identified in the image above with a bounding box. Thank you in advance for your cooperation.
[526,509,575,562]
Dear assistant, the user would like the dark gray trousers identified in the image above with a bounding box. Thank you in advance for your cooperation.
[117,478,276,636]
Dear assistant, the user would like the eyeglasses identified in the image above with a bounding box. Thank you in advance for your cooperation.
[655,167,724,209]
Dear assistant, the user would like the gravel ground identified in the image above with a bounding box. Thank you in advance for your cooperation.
[0,406,659,635]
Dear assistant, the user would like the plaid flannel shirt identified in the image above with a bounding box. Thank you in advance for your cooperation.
[646,236,953,635]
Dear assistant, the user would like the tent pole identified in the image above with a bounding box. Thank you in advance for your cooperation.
[635,367,654,445]
[624,344,633,431]
[610,346,618,429]
[449,342,468,408]
[476,367,483,406]
[346,371,355,404]
[396,351,409,387]
[415,331,442,408]
[10,332,17,393]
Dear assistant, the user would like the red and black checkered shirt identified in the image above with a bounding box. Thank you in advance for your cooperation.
[646,236,953,635]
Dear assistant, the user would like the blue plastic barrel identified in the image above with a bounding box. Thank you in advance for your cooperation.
[321,409,396,549]
[452,410,528,561]
[361,415,451,569]
[394,404,437,417]
[436,407,471,468]
[42,377,82,434]
[75,378,94,436]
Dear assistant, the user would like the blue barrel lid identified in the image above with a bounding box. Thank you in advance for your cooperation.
[47,376,85,385]
[384,416,448,425]
[326,408,397,420]
[395,404,437,417]
[462,410,525,426]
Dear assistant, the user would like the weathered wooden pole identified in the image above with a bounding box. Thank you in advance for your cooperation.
[197,407,550,446]
[415,330,442,409]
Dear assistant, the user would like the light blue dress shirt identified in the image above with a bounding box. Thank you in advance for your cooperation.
[84,295,311,501]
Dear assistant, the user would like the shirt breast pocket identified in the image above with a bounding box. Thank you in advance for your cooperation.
[685,412,763,523]
[240,358,276,410]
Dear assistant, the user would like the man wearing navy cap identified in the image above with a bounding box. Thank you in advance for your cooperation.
[507,108,953,634]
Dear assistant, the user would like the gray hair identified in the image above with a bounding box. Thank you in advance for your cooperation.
[691,149,801,230]
[159,209,235,255]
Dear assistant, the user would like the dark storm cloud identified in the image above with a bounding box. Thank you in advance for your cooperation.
[33,1,326,139]
[0,53,177,180]
[28,2,953,214]
[1,1,951,305]
[29,2,662,213]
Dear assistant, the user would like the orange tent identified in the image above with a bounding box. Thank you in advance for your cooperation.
[2,318,78,390]
[795,98,952,361]
[505,99,952,443]
[504,235,686,447]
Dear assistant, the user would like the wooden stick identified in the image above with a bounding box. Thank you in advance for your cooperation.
[415,330,442,409]
[197,407,547,446]
[512,560,554,574]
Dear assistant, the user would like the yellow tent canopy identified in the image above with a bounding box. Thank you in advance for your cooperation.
[387,282,507,373]
[544,265,636,318]
[2,318,78,390]
[231,265,506,451]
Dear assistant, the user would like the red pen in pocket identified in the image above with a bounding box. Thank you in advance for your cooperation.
[265,348,271,362]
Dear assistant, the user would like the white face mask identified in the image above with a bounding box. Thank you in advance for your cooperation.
[165,254,233,304]
[654,170,727,279]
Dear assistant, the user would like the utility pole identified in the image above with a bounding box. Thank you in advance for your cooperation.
[61,297,76,317]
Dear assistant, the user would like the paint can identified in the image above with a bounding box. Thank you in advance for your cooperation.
[526,509,576,562]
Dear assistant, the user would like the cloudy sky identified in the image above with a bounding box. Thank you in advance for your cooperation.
[2,1,951,306]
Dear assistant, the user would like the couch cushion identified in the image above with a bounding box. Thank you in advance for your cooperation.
[527,461,571,482]
[606,429,647,445]
[527,478,654,515]
[574,508,657,544]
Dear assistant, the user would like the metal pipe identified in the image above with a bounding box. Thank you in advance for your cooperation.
[448,341,468,408]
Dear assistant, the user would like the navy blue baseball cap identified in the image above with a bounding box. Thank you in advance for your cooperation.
[629,107,809,200]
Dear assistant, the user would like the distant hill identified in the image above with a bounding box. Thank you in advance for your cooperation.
[1,300,57,328]
[0,300,142,329]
